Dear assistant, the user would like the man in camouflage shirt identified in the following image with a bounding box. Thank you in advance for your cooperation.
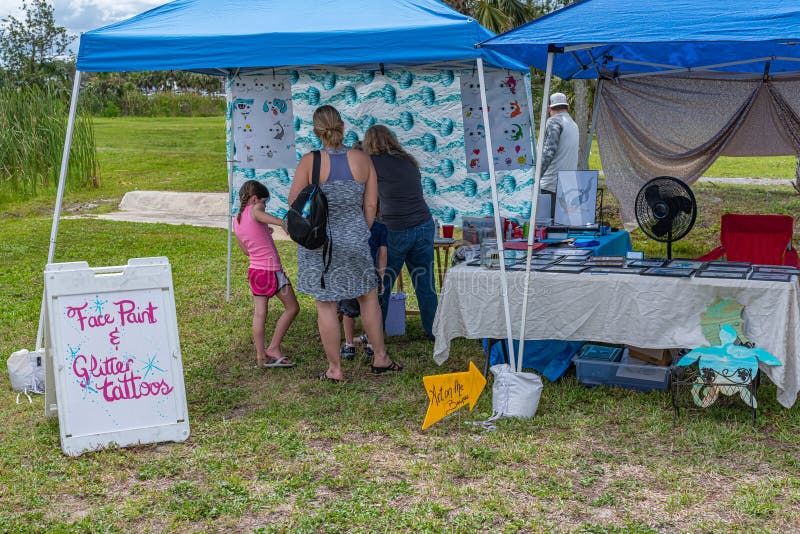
[539,92,579,220]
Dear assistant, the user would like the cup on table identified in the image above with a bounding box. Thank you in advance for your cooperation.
[441,224,454,238]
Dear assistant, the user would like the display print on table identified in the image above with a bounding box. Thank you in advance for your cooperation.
[554,170,598,226]
[44,258,189,456]
[641,267,695,277]
[422,361,486,430]
[748,272,795,282]
[676,299,781,408]
[230,74,296,170]
[666,260,705,270]
[459,69,533,174]
[629,258,667,268]
[695,270,748,279]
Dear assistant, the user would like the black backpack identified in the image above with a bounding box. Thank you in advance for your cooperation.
[286,150,332,287]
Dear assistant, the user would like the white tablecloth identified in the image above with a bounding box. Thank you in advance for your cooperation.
[433,264,800,408]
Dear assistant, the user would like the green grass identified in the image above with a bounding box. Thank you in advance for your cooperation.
[587,141,798,179]
[1,117,800,531]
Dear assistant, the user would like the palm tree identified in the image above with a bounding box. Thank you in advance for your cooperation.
[442,0,534,33]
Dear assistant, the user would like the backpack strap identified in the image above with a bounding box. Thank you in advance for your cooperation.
[311,150,321,185]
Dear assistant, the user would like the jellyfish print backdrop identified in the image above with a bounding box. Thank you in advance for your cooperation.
[227,67,534,225]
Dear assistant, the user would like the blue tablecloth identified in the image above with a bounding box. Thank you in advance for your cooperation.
[487,231,631,381]
[540,230,631,257]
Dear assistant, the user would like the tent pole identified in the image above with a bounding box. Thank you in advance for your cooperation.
[584,79,603,170]
[516,51,554,373]
[36,70,82,350]
[476,58,517,372]
[225,73,234,302]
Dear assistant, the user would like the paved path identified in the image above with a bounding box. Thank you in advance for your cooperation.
[85,178,797,234]
[88,191,291,240]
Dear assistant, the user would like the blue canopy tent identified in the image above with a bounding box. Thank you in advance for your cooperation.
[45,0,530,368]
[474,0,800,372]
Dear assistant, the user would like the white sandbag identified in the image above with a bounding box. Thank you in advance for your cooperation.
[7,349,45,393]
[490,363,543,419]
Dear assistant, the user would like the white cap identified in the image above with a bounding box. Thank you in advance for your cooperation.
[549,92,568,108]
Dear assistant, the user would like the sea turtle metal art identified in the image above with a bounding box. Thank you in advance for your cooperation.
[676,299,781,408]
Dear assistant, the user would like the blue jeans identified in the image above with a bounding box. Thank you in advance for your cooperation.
[380,218,438,337]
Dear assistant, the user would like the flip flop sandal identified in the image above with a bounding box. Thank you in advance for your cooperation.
[264,356,297,368]
[371,361,403,375]
[319,371,343,383]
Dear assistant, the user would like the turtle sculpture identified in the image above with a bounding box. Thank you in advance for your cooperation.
[676,299,781,408]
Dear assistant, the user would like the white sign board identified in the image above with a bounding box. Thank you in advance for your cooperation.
[555,170,599,226]
[44,257,190,456]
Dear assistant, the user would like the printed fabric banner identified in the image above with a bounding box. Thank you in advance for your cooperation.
[227,67,536,226]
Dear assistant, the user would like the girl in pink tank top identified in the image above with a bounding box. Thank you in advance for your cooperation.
[233,180,299,368]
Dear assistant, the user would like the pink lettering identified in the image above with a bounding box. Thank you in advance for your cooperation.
[72,352,172,401]
[115,299,158,327]
[65,302,114,331]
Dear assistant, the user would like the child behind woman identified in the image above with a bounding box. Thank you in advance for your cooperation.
[233,180,299,368]
[339,216,388,359]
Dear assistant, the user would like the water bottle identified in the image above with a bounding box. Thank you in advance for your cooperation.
[301,190,314,217]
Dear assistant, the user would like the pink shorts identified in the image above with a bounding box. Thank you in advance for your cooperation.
[248,269,290,297]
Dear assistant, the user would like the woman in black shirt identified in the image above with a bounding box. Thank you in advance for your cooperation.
[363,125,437,339]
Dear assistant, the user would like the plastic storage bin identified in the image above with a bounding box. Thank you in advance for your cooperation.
[574,349,670,392]
[385,292,406,336]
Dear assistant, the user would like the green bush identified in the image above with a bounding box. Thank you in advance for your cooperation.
[95,90,226,117]
[0,85,99,200]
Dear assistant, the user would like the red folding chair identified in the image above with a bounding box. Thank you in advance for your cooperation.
[696,214,799,266]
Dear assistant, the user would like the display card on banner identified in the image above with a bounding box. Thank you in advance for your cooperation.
[460,70,534,174]
[231,74,296,169]
[44,257,189,456]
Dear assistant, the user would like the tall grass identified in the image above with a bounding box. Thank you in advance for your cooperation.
[0,85,99,201]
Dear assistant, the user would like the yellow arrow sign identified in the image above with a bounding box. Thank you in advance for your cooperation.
[422,361,487,430]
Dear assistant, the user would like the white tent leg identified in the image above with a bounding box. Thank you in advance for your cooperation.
[477,58,517,372]
[36,70,82,349]
[516,52,554,372]
[583,79,603,170]
[226,74,234,302]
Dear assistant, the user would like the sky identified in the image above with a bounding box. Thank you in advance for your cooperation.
[0,0,164,48]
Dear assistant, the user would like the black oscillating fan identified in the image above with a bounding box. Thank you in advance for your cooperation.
[634,176,697,259]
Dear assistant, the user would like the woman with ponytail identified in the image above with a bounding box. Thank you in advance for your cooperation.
[289,105,401,382]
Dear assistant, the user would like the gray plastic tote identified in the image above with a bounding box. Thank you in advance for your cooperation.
[490,363,543,419]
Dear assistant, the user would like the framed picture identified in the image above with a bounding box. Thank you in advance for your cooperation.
[748,272,794,282]
[702,264,750,273]
[628,259,667,268]
[532,253,566,262]
[666,260,705,269]
[587,266,646,275]
[641,267,695,277]
[707,261,752,268]
[752,265,800,274]
[585,256,626,267]
[540,264,588,274]
[559,257,589,265]
[554,170,598,226]
[694,270,748,279]
[552,248,592,257]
